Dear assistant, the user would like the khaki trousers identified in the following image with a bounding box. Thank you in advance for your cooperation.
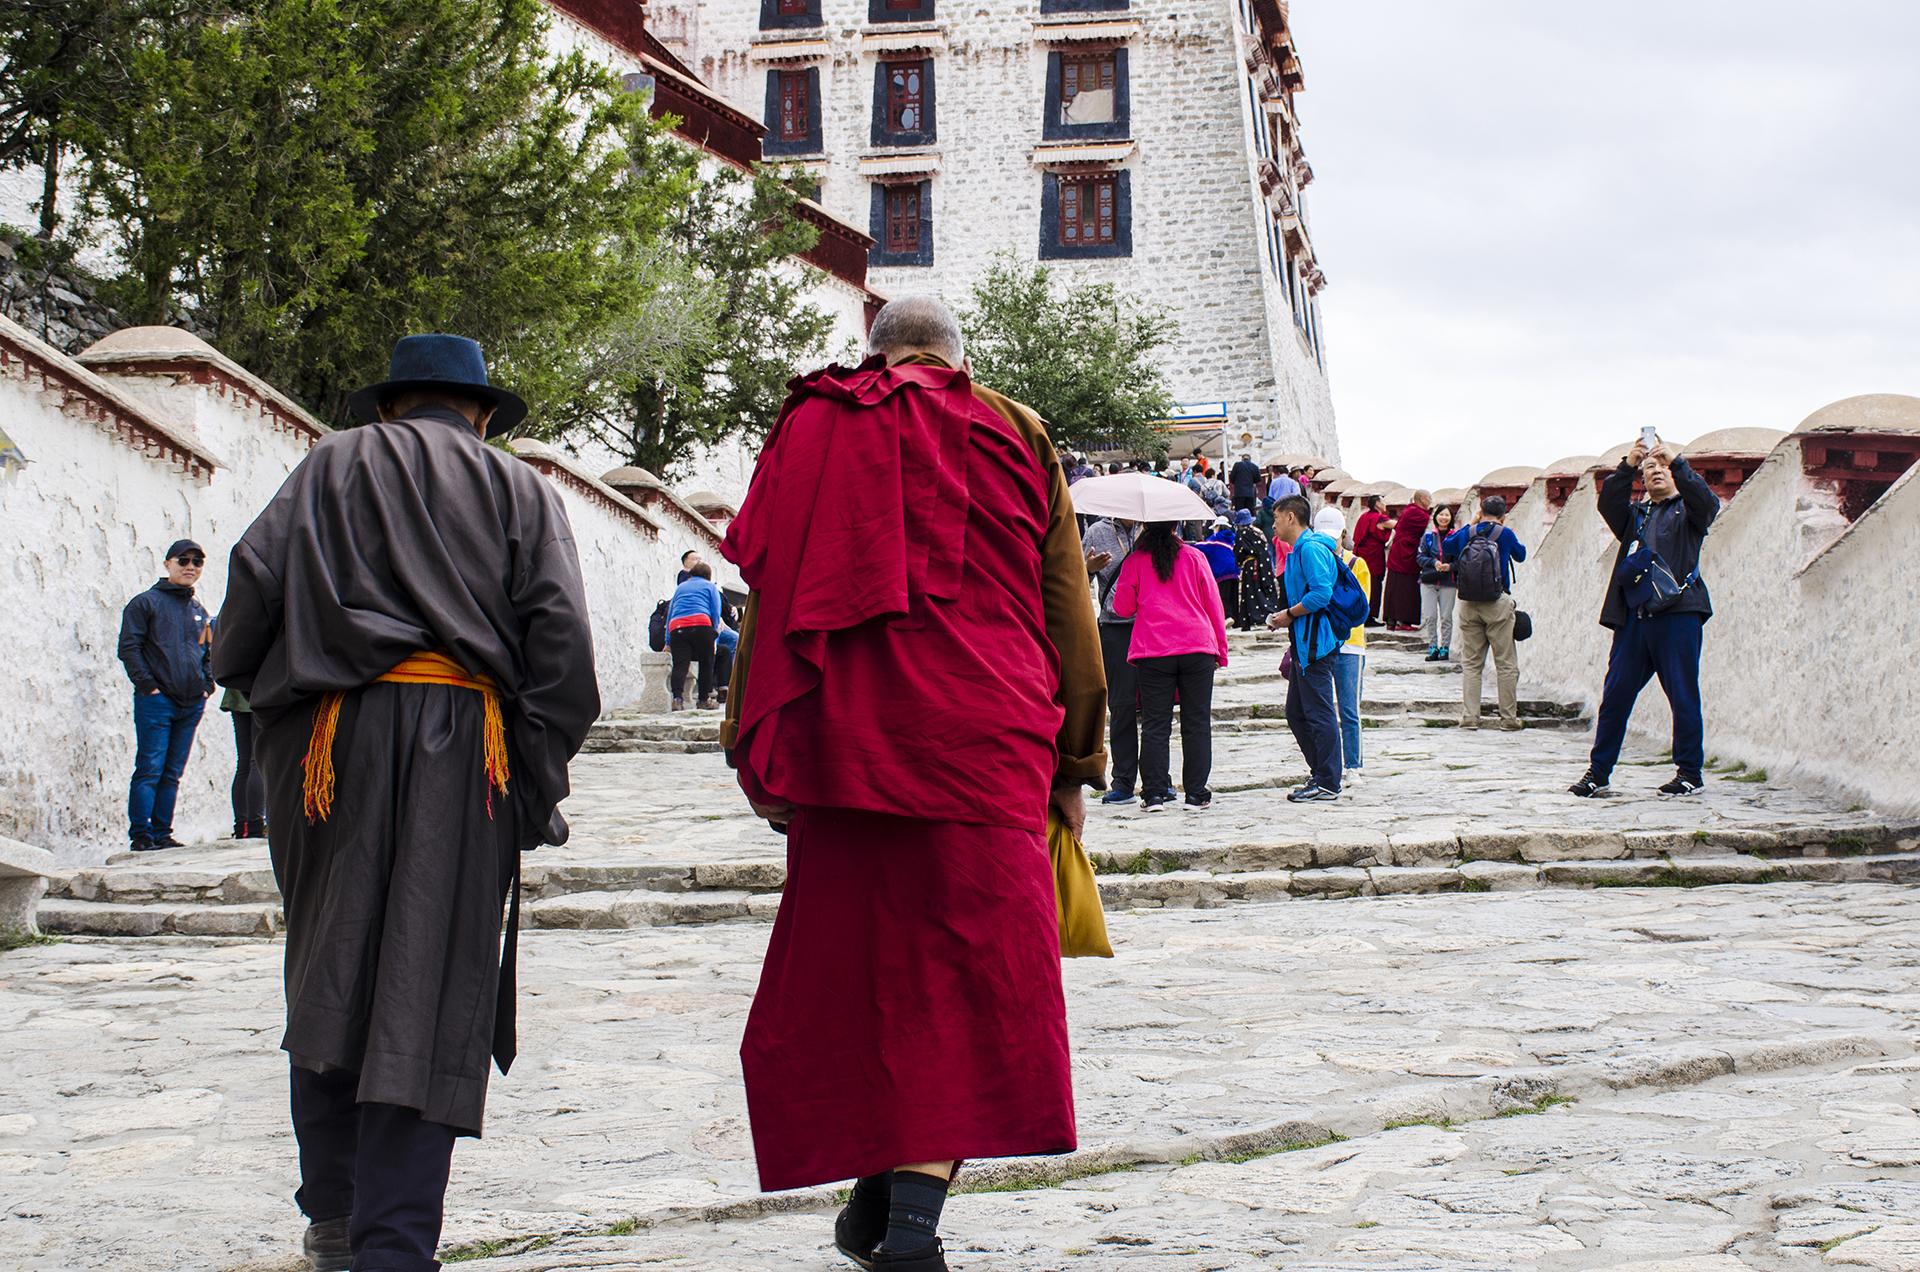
[1456,593,1518,725]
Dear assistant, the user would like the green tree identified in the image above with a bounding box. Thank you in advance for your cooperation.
[956,256,1178,458]
[61,0,700,427]
[553,149,833,480]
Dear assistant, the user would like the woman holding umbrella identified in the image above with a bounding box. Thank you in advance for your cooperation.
[1068,473,1228,812]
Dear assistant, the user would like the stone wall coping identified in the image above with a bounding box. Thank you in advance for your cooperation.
[0,312,227,481]
[602,466,730,550]
[508,439,666,538]
[74,325,330,445]
[0,834,65,882]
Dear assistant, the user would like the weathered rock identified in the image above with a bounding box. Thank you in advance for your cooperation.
[1291,866,1371,896]
[1368,866,1461,895]
[1458,860,1539,890]
[1313,828,1388,867]
[1542,858,1675,887]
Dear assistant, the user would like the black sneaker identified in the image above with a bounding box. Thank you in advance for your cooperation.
[1184,795,1211,810]
[1099,788,1134,806]
[129,834,157,852]
[833,1206,882,1271]
[1568,772,1610,798]
[149,834,184,849]
[1658,775,1704,797]
[1286,782,1337,803]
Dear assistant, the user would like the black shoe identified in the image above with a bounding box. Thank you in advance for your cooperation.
[303,1217,351,1272]
[871,1240,948,1271]
[1184,795,1211,809]
[1099,788,1134,806]
[149,834,184,849]
[1568,772,1610,798]
[233,821,249,840]
[1658,775,1704,797]
[129,834,157,852]
[1286,782,1337,803]
[834,1206,882,1270]
[249,819,268,839]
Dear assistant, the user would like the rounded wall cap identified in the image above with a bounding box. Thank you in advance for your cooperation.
[1321,478,1362,495]
[1312,467,1352,483]
[1475,464,1544,488]
[1359,479,1401,496]
[80,326,222,359]
[601,465,664,489]
[681,489,736,512]
[1795,393,1920,435]
[507,438,558,458]
[1304,455,1335,469]
[1382,486,1417,506]
[1431,487,1465,503]
[1596,442,1634,468]
[1682,427,1788,456]
[1542,455,1602,476]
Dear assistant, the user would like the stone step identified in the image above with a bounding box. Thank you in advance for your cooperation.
[36,898,281,937]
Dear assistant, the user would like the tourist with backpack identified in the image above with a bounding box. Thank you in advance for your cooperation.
[1570,436,1721,799]
[1266,495,1367,800]
[1314,507,1371,783]
[1444,495,1528,730]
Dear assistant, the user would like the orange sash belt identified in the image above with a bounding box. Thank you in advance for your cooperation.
[302,649,510,823]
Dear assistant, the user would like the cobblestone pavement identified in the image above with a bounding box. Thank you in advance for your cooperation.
[5,882,1920,1271]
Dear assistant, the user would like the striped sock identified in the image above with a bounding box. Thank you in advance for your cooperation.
[879,1170,949,1254]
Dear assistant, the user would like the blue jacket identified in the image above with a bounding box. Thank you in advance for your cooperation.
[1417,529,1454,586]
[668,575,723,626]
[1280,530,1342,664]
[1194,531,1239,580]
[1443,522,1527,593]
[118,580,213,704]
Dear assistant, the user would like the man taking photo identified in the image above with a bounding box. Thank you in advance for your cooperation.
[1571,436,1720,798]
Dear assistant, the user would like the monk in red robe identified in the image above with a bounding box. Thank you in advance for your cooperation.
[720,296,1106,1271]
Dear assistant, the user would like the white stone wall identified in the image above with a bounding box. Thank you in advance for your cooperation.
[0,336,315,863]
[687,0,1338,461]
[1513,435,1920,819]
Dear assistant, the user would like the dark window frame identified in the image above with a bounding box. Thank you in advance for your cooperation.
[869,180,934,266]
[1040,0,1128,12]
[870,58,936,147]
[759,0,824,28]
[1041,47,1130,141]
[762,66,823,155]
[867,0,934,23]
[1039,170,1131,260]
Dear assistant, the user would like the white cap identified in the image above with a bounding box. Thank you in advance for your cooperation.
[1313,507,1345,537]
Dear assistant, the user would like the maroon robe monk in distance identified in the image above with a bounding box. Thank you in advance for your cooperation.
[721,353,1106,1193]
[1381,500,1430,628]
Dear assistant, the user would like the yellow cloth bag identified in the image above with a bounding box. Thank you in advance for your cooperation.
[1048,809,1113,959]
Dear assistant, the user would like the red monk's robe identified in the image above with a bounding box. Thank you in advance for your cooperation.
[720,355,1106,1190]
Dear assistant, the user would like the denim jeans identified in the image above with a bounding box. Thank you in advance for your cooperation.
[1285,652,1342,791]
[129,691,206,840]
[1332,651,1365,772]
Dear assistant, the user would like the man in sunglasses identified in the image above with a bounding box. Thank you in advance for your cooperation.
[117,539,216,851]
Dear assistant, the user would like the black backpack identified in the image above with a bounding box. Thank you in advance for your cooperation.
[648,600,669,652]
[1454,524,1506,603]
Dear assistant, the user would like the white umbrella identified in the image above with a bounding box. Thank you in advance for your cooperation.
[1067,472,1215,523]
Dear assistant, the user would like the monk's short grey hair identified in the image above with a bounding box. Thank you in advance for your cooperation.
[868,295,965,364]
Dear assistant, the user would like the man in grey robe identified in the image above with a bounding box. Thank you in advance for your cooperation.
[213,334,600,1272]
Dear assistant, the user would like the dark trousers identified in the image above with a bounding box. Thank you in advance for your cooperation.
[1588,610,1706,782]
[669,626,716,702]
[291,1066,458,1272]
[1286,652,1342,791]
[1232,493,1257,511]
[128,691,205,840]
[1099,623,1140,793]
[231,711,266,825]
[1218,577,1239,627]
[1136,653,1215,803]
[713,646,735,699]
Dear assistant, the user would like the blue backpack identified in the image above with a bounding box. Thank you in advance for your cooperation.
[1289,538,1370,663]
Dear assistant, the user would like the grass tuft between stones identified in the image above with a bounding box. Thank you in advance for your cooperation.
[0,927,59,954]
[1494,1094,1576,1118]
[1457,877,1491,893]
[960,1160,1141,1193]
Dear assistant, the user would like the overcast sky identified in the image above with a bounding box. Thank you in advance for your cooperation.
[1284,1,1920,491]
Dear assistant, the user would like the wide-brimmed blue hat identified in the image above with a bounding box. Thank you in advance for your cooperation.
[1233,509,1255,526]
[345,334,527,437]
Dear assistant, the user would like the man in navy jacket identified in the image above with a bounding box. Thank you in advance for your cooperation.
[1572,438,1720,798]
[117,539,215,850]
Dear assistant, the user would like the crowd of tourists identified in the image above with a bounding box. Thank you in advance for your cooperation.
[91,301,1725,1272]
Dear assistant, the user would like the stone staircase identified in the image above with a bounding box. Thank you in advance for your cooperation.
[38,624,1916,939]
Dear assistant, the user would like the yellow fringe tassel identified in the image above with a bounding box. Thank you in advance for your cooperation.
[302,648,510,823]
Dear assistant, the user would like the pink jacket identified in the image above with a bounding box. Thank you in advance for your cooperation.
[1111,544,1231,666]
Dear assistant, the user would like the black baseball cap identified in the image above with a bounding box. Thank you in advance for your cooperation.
[165,539,205,561]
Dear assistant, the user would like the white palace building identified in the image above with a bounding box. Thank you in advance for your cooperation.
[640,0,1340,462]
